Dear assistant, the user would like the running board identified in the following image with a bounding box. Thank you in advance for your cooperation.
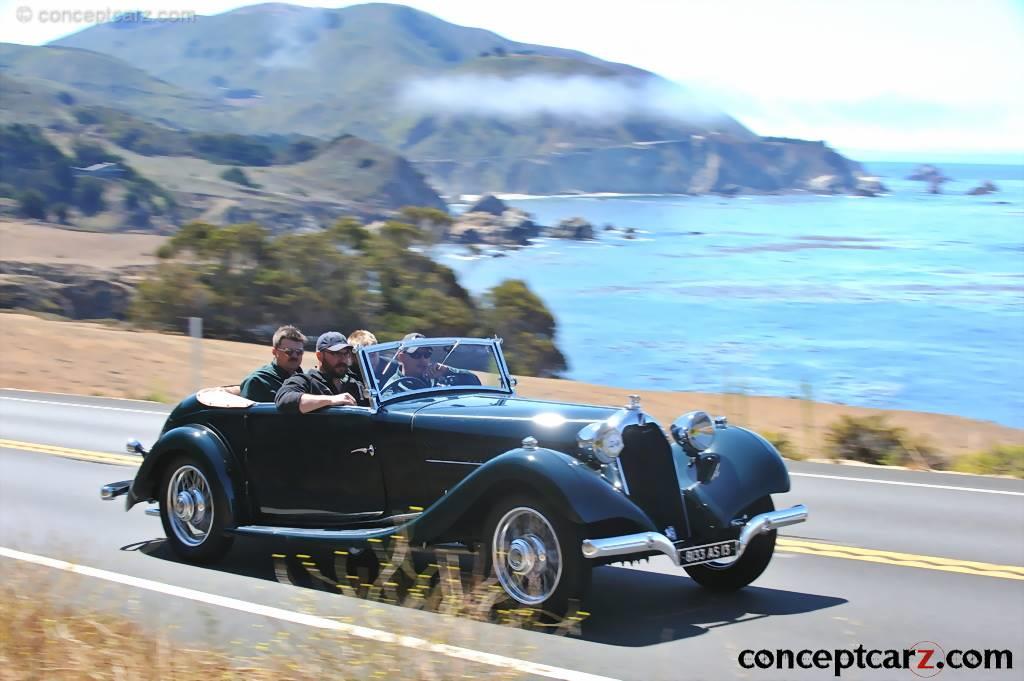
[229,525,403,541]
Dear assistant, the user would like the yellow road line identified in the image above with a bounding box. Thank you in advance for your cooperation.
[0,438,141,466]
[3,437,1022,581]
[778,538,1024,580]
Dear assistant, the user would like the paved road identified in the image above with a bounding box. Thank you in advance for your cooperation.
[1,388,1022,680]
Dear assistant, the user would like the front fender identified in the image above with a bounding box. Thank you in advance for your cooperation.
[127,425,240,525]
[677,426,791,530]
[408,447,657,545]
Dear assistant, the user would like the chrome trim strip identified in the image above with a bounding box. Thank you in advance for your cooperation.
[231,525,395,539]
[425,459,482,466]
[580,504,808,566]
[613,458,630,495]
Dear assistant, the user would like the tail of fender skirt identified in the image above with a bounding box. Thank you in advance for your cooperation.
[618,424,685,534]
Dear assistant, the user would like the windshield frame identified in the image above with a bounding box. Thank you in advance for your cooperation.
[357,336,514,408]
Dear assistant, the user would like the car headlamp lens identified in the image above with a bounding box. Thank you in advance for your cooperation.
[577,420,624,464]
[671,411,715,456]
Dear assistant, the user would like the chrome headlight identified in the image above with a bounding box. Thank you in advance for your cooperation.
[577,420,625,464]
[671,410,715,456]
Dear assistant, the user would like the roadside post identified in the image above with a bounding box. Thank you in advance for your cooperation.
[189,316,203,394]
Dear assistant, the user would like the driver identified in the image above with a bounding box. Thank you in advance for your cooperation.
[382,333,473,393]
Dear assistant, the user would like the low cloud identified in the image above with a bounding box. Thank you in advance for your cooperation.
[397,74,728,123]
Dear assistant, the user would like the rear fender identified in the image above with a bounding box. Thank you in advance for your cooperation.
[127,425,240,525]
[677,426,791,531]
[408,447,656,545]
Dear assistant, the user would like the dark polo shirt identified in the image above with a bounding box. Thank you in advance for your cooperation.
[275,367,369,413]
[240,362,300,403]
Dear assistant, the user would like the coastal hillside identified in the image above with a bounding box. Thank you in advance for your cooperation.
[47,2,872,196]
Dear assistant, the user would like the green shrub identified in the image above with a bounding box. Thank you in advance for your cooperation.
[952,445,1024,478]
[761,431,800,459]
[824,414,940,468]
[220,166,256,187]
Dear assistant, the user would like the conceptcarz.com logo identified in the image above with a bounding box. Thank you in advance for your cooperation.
[737,642,1014,677]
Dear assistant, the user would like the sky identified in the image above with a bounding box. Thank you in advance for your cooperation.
[2,0,1022,163]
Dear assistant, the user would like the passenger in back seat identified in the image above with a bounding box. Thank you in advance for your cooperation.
[239,325,307,403]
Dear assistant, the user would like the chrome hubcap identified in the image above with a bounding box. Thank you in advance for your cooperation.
[507,535,546,575]
[492,507,562,605]
[166,465,213,547]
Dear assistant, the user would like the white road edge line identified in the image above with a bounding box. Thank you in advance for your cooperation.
[0,546,620,681]
[0,396,167,415]
[792,472,1024,496]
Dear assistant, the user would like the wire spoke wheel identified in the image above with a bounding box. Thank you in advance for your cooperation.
[166,464,214,547]
[492,506,563,605]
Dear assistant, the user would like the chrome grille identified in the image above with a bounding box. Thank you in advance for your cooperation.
[617,424,686,534]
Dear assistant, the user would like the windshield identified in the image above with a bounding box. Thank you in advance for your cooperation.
[358,337,511,402]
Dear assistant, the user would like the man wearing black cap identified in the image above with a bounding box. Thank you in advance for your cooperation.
[275,331,369,412]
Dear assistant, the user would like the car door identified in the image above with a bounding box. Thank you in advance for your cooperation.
[244,405,386,525]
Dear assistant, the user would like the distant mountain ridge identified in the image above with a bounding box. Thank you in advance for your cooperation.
[35,2,872,196]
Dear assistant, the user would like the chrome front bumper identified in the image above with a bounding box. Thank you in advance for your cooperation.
[581,503,808,566]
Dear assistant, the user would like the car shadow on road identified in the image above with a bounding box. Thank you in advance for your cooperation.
[134,537,844,647]
[577,565,846,646]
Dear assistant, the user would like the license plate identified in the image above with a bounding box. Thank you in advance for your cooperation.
[679,540,738,566]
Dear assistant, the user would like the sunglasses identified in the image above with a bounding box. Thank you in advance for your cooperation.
[275,347,305,358]
[405,348,433,360]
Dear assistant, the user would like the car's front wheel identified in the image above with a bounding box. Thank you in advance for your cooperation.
[684,496,777,591]
[484,495,591,616]
[159,454,233,563]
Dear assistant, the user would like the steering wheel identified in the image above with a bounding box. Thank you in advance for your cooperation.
[390,376,430,391]
[442,372,482,387]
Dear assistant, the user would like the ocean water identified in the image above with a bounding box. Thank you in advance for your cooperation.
[435,162,1024,429]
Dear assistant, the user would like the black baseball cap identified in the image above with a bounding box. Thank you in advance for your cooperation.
[316,331,352,352]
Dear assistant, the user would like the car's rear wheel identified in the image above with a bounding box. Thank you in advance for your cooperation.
[484,495,590,616]
[684,496,776,591]
[159,454,233,563]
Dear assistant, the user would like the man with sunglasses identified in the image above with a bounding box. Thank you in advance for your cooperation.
[239,325,307,403]
[275,331,369,412]
[381,332,475,393]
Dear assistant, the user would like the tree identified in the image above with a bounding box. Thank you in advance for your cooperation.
[74,177,106,216]
[478,279,566,377]
[18,190,47,220]
[52,203,69,224]
[220,166,254,187]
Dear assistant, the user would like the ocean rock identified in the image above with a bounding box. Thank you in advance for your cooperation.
[449,209,538,246]
[966,181,999,196]
[548,217,595,240]
[806,175,845,194]
[466,194,508,216]
[907,164,950,193]
[854,176,888,197]
[906,164,951,182]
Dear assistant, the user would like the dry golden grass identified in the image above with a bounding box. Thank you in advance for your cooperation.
[0,553,551,680]
[1,311,1021,461]
[0,220,166,268]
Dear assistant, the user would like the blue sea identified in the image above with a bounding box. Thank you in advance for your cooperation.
[435,162,1024,429]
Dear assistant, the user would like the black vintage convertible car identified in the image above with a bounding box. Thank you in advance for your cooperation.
[102,336,807,613]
